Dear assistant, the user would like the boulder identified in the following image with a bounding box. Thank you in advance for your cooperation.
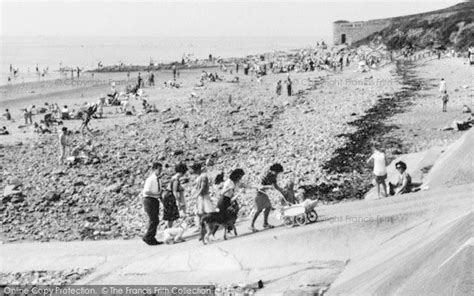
[163,117,180,124]
[105,184,122,193]
[45,191,61,202]
[3,185,21,197]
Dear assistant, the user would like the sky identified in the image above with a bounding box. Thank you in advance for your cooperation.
[0,0,465,37]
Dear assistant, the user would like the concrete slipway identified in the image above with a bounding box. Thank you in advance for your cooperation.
[1,130,472,295]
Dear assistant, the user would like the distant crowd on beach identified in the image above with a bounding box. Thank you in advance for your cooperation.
[6,62,86,84]
[2,43,473,138]
[6,43,473,86]
[7,63,51,83]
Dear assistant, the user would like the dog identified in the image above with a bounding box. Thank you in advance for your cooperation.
[200,200,239,245]
[163,218,189,244]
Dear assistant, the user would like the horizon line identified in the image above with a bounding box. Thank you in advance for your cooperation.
[1,34,332,38]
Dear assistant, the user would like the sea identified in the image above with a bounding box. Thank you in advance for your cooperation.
[0,35,329,86]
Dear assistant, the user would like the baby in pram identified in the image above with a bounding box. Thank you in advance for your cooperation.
[277,180,319,226]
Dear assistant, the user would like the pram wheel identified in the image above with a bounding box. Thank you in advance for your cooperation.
[283,217,294,228]
[295,215,306,226]
[307,210,318,223]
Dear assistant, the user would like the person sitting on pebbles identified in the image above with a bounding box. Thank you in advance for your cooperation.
[0,126,9,135]
[34,122,52,134]
[61,105,70,120]
[2,109,11,121]
[389,161,412,195]
[462,104,472,114]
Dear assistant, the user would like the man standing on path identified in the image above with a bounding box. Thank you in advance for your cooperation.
[367,145,387,198]
[142,162,164,246]
[58,127,68,164]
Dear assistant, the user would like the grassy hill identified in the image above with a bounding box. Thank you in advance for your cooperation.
[357,1,474,50]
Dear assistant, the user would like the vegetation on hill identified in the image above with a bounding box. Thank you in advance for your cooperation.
[359,1,474,51]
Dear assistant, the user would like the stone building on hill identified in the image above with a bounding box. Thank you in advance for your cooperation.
[333,19,390,45]
[332,2,472,46]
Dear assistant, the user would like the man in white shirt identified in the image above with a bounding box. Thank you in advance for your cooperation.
[142,162,164,245]
[367,145,387,198]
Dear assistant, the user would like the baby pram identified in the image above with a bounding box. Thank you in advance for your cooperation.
[276,196,319,227]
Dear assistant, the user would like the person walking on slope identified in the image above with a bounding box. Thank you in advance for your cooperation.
[190,162,214,232]
[250,163,285,232]
[367,145,387,198]
[162,163,188,228]
[142,162,164,246]
[217,169,246,217]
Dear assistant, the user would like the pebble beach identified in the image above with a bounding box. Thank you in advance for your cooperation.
[1,52,472,244]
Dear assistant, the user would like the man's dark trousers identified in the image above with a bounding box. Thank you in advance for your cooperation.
[143,196,160,241]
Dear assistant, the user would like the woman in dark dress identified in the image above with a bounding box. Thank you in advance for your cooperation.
[163,163,188,228]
